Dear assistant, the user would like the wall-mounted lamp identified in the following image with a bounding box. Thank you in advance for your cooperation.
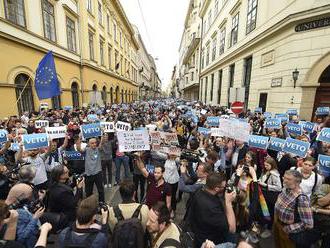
[292,68,300,88]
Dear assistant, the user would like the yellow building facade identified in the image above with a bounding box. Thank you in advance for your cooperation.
[0,0,139,118]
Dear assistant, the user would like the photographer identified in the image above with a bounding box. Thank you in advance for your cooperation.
[5,183,45,248]
[58,194,109,248]
[47,165,84,228]
[0,165,10,200]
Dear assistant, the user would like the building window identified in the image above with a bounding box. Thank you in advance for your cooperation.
[4,0,26,27]
[246,0,257,34]
[200,79,203,100]
[218,69,223,104]
[212,36,217,61]
[243,56,253,108]
[210,73,214,101]
[100,39,104,66]
[15,73,34,114]
[208,10,212,29]
[66,17,76,52]
[191,71,194,81]
[113,23,117,41]
[228,64,235,106]
[71,82,79,108]
[87,0,92,13]
[51,95,61,109]
[230,13,239,46]
[102,86,107,105]
[98,2,102,25]
[201,49,205,69]
[214,0,219,17]
[115,51,118,72]
[108,45,112,70]
[107,14,110,33]
[204,77,208,102]
[120,30,122,47]
[219,28,226,55]
[89,31,94,60]
[42,0,56,42]
[206,45,210,66]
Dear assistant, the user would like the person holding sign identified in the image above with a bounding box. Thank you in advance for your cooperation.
[75,136,105,202]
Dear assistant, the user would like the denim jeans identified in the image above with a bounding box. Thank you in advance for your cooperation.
[114,156,130,183]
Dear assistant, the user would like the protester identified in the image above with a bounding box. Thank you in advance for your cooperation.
[100,133,113,188]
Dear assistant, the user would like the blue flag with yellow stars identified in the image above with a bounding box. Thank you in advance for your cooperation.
[35,51,61,99]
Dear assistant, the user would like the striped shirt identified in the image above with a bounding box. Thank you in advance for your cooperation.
[275,188,313,233]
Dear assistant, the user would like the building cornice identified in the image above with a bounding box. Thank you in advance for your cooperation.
[184,0,194,28]
[229,0,242,15]
[199,0,211,18]
[200,4,330,76]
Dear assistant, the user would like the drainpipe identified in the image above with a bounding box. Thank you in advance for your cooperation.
[198,16,204,102]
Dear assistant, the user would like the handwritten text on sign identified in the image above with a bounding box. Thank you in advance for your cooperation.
[100,122,115,133]
[117,130,150,152]
[35,120,49,129]
[115,121,131,132]
[46,126,67,139]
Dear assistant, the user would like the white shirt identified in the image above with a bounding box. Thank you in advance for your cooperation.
[164,159,180,184]
[23,154,48,186]
[291,167,323,198]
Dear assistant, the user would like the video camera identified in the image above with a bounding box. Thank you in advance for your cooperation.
[180,150,204,163]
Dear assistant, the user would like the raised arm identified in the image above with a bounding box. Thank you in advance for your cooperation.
[135,154,149,178]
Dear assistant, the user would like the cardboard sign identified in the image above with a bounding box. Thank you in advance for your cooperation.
[211,128,222,137]
[216,118,250,142]
[318,154,330,177]
[64,151,85,160]
[35,120,49,129]
[22,133,49,151]
[162,132,179,146]
[167,146,182,156]
[87,114,99,122]
[268,137,285,152]
[300,121,315,133]
[146,164,155,174]
[283,137,310,158]
[206,116,220,127]
[80,123,102,139]
[146,124,157,131]
[317,127,330,144]
[286,123,302,136]
[115,121,131,132]
[265,118,282,129]
[46,126,67,139]
[254,107,262,113]
[200,109,207,115]
[198,127,211,136]
[263,112,272,119]
[117,130,150,152]
[149,131,161,145]
[100,122,115,133]
[316,107,330,116]
[0,130,8,144]
[248,135,269,150]
[287,108,298,116]
[64,106,73,111]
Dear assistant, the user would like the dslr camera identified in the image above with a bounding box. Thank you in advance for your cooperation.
[225,182,240,195]
[242,164,250,174]
[97,202,108,214]
[73,173,86,184]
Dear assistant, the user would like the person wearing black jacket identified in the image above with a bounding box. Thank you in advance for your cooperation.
[47,165,84,228]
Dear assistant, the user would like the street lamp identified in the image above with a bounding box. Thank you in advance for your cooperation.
[292,68,299,88]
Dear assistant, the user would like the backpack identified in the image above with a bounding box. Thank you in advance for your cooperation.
[63,227,98,248]
[159,223,194,248]
[112,204,144,248]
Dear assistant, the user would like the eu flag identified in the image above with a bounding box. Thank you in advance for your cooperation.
[35,51,61,100]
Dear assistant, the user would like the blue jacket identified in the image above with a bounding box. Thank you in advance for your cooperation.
[16,208,39,248]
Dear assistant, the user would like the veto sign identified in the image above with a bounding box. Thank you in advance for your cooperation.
[197,127,211,136]
[300,121,315,133]
[206,116,220,127]
[264,118,281,129]
[283,137,310,158]
[0,130,8,144]
[268,137,285,152]
[81,123,102,140]
[35,120,49,129]
[318,154,330,177]
[64,151,85,160]
[22,133,49,151]
[117,130,150,152]
[100,122,115,133]
[115,121,131,132]
[286,123,302,136]
[316,107,330,116]
[317,128,330,144]
[248,135,269,150]
[46,126,67,139]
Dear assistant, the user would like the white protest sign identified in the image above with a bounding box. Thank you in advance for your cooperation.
[146,124,157,131]
[212,118,250,142]
[149,131,162,145]
[117,130,150,152]
[115,121,131,132]
[35,120,49,129]
[100,122,115,133]
[45,126,67,139]
[161,132,179,146]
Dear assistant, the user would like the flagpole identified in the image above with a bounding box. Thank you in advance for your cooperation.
[14,76,32,106]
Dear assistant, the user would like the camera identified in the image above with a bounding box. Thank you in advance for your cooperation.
[180,150,203,163]
[225,182,240,195]
[28,199,44,214]
[73,173,86,184]
[97,202,108,214]
[9,197,44,214]
[243,165,250,174]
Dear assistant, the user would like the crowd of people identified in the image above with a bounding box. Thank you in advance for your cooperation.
[0,99,328,248]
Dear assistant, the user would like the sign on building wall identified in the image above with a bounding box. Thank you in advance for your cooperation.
[271,78,282,87]
[295,17,330,32]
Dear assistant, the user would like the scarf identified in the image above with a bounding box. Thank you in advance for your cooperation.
[245,178,271,220]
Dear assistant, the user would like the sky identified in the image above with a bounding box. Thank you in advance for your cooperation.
[119,0,190,90]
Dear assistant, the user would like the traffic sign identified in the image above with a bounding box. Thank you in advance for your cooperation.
[231,101,244,115]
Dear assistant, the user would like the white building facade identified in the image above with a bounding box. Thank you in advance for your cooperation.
[199,0,330,120]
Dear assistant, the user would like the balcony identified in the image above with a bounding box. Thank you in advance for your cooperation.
[182,34,201,65]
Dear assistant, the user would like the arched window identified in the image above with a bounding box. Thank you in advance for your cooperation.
[102,86,107,105]
[125,90,128,103]
[128,90,131,102]
[51,94,61,109]
[15,73,34,114]
[92,84,97,91]
[121,89,124,103]
[110,87,113,104]
[71,82,79,108]
[115,86,119,103]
